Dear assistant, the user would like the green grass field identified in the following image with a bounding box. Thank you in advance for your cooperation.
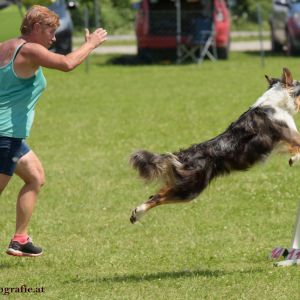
[0,6,23,41]
[0,52,300,299]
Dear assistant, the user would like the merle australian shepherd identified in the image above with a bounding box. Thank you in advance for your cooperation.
[129,68,300,224]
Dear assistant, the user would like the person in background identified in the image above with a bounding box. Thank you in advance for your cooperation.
[0,5,107,257]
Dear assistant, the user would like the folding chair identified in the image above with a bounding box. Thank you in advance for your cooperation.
[179,17,217,64]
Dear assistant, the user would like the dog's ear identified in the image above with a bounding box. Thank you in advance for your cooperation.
[265,75,280,89]
[282,68,293,87]
[265,75,271,84]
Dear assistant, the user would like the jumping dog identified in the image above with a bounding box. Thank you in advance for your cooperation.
[129,68,300,223]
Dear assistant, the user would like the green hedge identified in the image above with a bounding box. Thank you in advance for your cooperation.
[71,0,135,34]
[71,0,272,34]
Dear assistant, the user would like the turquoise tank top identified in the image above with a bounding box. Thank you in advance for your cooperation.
[0,43,46,138]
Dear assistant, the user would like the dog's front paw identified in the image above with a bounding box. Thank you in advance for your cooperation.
[130,205,146,224]
[289,153,300,166]
[130,208,138,224]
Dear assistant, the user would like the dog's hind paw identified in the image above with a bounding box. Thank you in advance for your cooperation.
[130,205,146,224]
[289,158,294,167]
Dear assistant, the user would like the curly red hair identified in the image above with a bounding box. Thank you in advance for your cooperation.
[20,5,59,35]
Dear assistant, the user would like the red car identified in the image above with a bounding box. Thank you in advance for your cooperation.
[135,0,231,61]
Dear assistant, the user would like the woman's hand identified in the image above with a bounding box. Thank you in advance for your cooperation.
[85,28,107,48]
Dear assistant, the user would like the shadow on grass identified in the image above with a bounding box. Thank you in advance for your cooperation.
[95,54,214,66]
[94,50,298,67]
[243,50,299,58]
[0,262,13,269]
[65,267,263,284]
[105,55,179,66]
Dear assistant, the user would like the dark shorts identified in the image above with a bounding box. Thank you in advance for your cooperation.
[0,136,31,176]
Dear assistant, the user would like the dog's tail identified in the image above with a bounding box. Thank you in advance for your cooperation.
[129,150,182,184]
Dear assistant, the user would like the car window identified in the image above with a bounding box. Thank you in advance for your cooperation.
[149,0,213,14]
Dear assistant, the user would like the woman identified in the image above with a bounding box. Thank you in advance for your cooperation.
[0,5,107,257]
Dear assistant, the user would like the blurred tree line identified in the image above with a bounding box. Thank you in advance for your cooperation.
[70,0,272,33]
[70,0,134,34]
[230,0,271,25]
[20,0,272,33]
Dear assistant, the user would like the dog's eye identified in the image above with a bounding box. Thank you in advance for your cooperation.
[292,85,300,97]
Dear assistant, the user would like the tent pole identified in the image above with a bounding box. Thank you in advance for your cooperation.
[176,0,182,63]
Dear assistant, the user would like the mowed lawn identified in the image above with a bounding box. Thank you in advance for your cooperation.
[0,52,300,299]
[0,5,23,41]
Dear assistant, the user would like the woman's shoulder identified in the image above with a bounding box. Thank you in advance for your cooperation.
[0,38,21,53]
[0,38,19,47]
[0,39,25,66]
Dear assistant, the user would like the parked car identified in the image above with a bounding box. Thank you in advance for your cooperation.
[135,0,231,61]
[0,0,10,10]
[270,0,300,55]
[49,0,75,55]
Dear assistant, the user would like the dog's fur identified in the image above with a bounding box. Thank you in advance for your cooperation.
[129,68,300,223]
